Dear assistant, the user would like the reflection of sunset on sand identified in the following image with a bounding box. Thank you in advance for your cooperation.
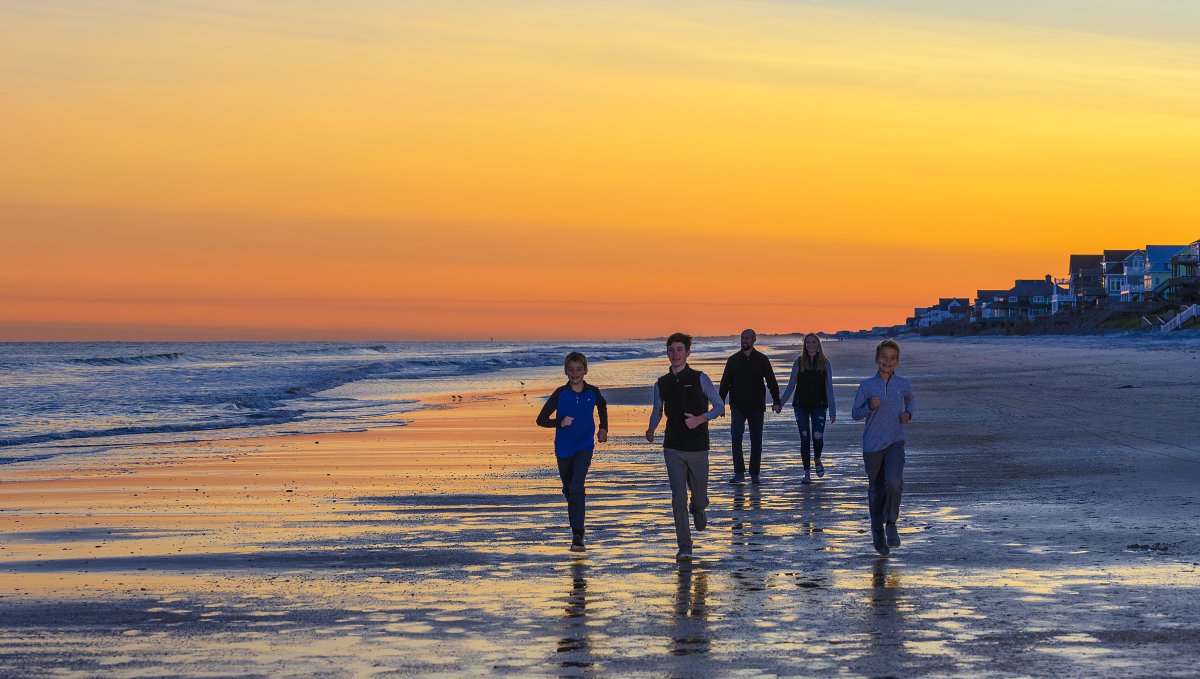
[1,338,1198,675]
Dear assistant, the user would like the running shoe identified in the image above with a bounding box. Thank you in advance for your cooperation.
[872,530,890,556]
[885,523,901,548]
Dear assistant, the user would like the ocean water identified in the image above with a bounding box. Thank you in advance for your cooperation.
[0,341,660,464]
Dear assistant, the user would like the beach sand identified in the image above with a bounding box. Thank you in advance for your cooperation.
[2,337,1199,676]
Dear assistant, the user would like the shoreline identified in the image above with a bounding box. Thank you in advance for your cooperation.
[5,333,1197,471]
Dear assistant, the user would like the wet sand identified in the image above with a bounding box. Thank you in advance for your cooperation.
[2,337,1199,677]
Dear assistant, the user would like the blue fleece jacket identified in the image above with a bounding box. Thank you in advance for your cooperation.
[536,382,608,458]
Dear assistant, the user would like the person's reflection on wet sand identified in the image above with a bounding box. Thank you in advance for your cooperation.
[670,563,710,656]
[730,484,763,551]
[864,557,914,674]
[557,558,593,670]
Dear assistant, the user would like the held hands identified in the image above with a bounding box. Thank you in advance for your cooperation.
[560,416,575,427]
[869,397,881,411]
[684,412,707,430]
[597,428,608,443]
[900,411,911,425]
[772,403,783,414]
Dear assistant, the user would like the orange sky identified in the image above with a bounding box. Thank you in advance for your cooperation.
[3,2,1199,340]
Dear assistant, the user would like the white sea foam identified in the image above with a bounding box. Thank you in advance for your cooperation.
[0,341,660,463]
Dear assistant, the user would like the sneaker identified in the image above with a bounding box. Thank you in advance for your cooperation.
[692,508,707,531]
[872,529,890,556]
[885,523,901,548]
[728,475,746,484]
[676,548,693,561]
[570,533,585,552]
[815,460,825,477]
[750,475,761,485]
[800,473,812,485]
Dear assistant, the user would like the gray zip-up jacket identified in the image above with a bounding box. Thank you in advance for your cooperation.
[851,373,915,453]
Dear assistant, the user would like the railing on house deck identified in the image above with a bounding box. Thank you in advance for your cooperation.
[1161,304,1200,333]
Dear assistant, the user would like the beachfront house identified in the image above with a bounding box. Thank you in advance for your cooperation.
[1159,240,1200,302]
[973,289,1006,322]
[1102,249,1147,301]
[915,297,970,327]
[1170,240,1199,278]
[1049,277,1076,315]
[912,307,932,328]
[1142,244,1189,300]
[1000,276,1056,321]
[1063,254,1105,307]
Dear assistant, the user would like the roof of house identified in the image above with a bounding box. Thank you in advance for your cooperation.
[1144,244,1189,271]
[1103,249,1135,262]
[1068,254,1103,271]
[936,297,969,311]
[1006,279,1056,298]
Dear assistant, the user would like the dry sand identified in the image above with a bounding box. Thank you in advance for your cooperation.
[2,337,1199,677]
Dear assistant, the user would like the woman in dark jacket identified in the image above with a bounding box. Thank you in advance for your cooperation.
[779,333,836,484]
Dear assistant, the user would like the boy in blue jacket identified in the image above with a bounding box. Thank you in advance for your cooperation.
[851,339,915,557]
[537,351,608,552]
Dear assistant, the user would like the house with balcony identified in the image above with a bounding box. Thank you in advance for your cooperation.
[1142,244,1190,300]
[938,297,971,322]
[1170,240,1199,278]
[1064,254,1105,307]
[1049,277,1076,315]
[1001,276,1057,321]
[972,289,1007,322]
[914,297,970,327]
[1102,249,1147,301]
[1158,240,1200,302]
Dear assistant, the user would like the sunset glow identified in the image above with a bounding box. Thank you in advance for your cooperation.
[4,1,1199,339]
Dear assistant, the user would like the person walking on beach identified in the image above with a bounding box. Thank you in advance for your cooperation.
[537,351,608,552]
[646,333,725,561]
[779,333,837,484]
[718,329,782,484]
[851,339,915,557]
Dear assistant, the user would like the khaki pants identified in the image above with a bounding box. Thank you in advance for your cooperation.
[664,447,710,549]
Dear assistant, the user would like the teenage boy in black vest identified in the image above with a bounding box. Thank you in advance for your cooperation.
[645,332,725,561]
[718,328,782,484]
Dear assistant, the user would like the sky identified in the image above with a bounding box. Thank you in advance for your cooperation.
[3,0,1199,341]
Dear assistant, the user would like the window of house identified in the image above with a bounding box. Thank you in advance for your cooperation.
[1032,296,1044,303]
[1008,296,1017,303]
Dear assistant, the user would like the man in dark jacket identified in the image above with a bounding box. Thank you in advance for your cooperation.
[718,329,781,484]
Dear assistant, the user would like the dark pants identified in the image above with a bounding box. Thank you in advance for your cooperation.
[863,441,904,530]
[794,405,827,472]
[730,404,765,478]
[557,449,593,533]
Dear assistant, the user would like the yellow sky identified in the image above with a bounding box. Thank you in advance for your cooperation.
[3,1,1199,340]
